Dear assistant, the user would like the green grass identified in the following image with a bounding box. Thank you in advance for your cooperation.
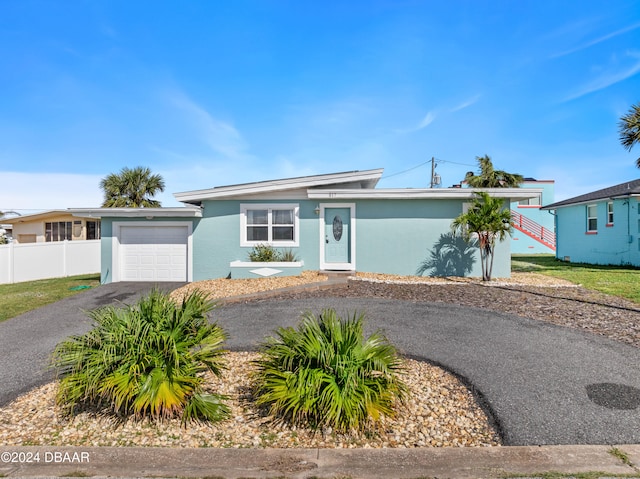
[0,274,101,322]
[609,446,636,468]
[512,254,640,304]
[502,473,640,479]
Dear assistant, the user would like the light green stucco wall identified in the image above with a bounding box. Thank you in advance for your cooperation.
[101,198,513,283]
[352,199,511,278]
[193,198,512,280]
[555,198,640,266]
[193,200,321,281]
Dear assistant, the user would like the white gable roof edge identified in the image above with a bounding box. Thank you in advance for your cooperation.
[173,168,384,203]
[307,188,543,201]
[67,207,203,218]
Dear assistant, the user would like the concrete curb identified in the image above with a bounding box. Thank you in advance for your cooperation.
[2,445,640,478]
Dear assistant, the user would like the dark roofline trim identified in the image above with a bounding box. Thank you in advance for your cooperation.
[542,179,640,210]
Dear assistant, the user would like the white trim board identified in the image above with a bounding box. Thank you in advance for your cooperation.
[319,203,356,271]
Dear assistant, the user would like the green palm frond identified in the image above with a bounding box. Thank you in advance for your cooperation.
[451,191,513,281]
[619,102,640,167]
[465,155,523,188]
[51,289,229,423]
[100,166,165,208]
[254,309,406,433]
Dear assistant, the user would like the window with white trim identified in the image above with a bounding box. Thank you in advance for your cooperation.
[241,204,299,246]
[587,204,598,232]
[607,201,614,225]
[45,221,72,242]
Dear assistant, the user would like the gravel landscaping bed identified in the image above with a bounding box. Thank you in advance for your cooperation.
[2,270,637,449]
[0,352,499,448]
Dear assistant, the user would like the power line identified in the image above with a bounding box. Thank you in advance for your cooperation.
[437,159,477,168]
[380,161,431,180]
[380,157,477,182]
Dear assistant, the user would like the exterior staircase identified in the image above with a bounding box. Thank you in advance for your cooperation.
[510,210,556,251]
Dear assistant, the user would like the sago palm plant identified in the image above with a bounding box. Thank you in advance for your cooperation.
[253,309,407,432]
[52,289,229,424]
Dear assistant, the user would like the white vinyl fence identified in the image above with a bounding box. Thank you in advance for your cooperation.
[0,240,100,284]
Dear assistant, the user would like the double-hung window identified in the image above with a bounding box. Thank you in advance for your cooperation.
[607,202,614,225]
[586,204,598,233]
[241,204,299,246]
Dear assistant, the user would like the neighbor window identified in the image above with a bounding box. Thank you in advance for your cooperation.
[45,221,72,242]
[87,220,101,240]
[518,195,541,206]
[607,202,614,225]
[241,204,299,246]
[586,204,598,232]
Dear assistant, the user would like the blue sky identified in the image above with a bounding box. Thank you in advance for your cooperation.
[2,0,640,212]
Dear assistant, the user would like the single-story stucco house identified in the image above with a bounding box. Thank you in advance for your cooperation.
[2,210,101,244]
[542,178,640,266]
[71,168,542,283]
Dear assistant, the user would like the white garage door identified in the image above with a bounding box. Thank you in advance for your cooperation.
[119,226,188,281]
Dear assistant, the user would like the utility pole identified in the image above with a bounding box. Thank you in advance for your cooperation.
[429,157,441,188]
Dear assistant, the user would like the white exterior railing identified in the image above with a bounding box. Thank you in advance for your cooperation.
[0,240,100,284]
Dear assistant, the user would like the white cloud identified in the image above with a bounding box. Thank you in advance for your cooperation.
[449,94,481,113]
[401,96,480,135]
[564,53,640,101]
[416,111,436,130]
[551,21,640,59]
[0,172,104,213]
[166,90,253,160]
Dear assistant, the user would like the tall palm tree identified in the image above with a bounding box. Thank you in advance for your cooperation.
[451,191,513,281]
[464,155,523,188]
[100,166,165,208]
[619,102,640,168]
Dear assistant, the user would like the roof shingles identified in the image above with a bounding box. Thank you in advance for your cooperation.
[543,179,640,209]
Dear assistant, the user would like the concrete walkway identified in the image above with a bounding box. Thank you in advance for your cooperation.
[2,444,640,478]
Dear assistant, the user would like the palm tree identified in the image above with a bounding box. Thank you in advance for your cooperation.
[619,102,640,168]
[451,191,513,281]
[254,309,407,432]
[100,166,165,208]
[464,155,523,188]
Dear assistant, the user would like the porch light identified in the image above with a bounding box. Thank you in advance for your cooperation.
[314,205,320,215]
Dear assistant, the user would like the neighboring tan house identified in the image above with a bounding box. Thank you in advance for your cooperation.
[70,168,543,283]
[2,210,101,244]
[542,179,640,266]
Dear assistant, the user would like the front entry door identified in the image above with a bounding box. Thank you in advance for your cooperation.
[324,207,351,267]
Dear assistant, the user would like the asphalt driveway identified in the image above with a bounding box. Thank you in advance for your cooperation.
[0,282,184,406]
[1,284,639,446]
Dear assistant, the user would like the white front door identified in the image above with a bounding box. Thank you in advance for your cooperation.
[319,203,355,271]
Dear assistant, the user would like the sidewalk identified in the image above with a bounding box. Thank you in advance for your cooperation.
[2,445,640,478]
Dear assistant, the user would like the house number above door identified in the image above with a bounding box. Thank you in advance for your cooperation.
[332,215,343,241]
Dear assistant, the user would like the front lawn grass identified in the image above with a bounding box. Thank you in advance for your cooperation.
[0,274,101,322]
[512,254,640,304]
